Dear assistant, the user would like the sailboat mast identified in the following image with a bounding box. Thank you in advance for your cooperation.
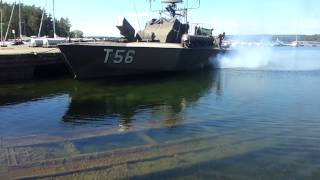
[4,2,15,41]
[38,0,46,37]
[19,0,22,39]
[53,0,56,38]
[0,0,5,46]
[0,9,2,44]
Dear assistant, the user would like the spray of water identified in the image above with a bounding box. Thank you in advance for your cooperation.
[213,46,320,71]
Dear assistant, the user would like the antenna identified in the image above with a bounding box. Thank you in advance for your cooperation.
[157,0,200,23]
[147,0,157,10]
[133,0,142,31]
[161,0,184,18]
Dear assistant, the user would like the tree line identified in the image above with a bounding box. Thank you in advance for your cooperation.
[271,35,320,42]
[226,34,320,42]
[0,1,72,39]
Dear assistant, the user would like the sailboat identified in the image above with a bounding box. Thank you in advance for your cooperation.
[30,0,67,47]
[43,0,67,47]
[12,0,24,45]
[290,35,304,47]
[8,0,24,45]
[2,1,23,46]
[273,37,287,47]
[29,0,48,47]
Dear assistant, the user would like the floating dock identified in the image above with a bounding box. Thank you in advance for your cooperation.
[0,47,70,82]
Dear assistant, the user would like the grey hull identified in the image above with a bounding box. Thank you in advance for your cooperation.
[58,43,224,80]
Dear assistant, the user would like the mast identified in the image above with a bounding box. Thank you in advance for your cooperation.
[0,9,2,45]
[53,0,56,38]
[19,0,22,39]
[38,0,47,37]
[185,0,188,23]
[160,0,200,23]
[5,2,15,41]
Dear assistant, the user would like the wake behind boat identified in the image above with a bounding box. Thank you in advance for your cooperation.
[58,0,227,80]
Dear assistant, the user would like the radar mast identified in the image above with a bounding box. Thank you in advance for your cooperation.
[159,0,200,23]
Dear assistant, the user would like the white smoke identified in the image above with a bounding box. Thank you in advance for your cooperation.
[214,46,320,71]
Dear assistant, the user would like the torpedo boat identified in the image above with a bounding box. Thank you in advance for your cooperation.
[58,0,227,80]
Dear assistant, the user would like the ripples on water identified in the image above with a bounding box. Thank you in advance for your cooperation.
[0,48,320,179]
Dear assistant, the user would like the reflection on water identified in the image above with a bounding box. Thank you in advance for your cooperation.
[1,56,320,179]
[0,70,219,138]
[64,70,217,130]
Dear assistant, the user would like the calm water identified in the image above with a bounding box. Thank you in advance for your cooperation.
[1,48,320,179]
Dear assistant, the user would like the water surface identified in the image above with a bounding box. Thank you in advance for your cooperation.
[1,48,320,179]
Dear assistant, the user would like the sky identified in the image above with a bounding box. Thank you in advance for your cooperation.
[3,0,320,36]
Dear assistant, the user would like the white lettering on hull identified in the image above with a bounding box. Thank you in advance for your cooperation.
[104,49,135,64]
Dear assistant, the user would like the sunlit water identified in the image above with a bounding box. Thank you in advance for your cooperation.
[1,48,320,179]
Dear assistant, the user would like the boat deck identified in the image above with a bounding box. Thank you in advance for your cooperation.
[68,42,185,49]
[66,41,225,50]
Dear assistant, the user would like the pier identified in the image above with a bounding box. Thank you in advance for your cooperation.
[0,47,70,82]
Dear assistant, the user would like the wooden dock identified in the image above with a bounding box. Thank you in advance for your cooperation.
[0,47,70,82]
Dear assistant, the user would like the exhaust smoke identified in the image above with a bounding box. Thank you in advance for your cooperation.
[213,46,320,71]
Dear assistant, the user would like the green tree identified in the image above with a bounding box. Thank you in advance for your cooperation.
[0,1,73,39]
[55,17,71,37]
[70,30,84,38]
